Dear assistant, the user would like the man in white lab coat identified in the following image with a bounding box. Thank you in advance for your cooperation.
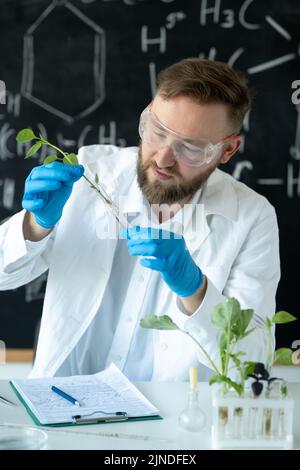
[0,58,280,380]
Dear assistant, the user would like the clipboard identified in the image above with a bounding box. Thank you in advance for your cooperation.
[9,364,163,428]
[11,382,162,427]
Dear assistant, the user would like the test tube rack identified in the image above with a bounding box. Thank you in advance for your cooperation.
[211,389,294,450]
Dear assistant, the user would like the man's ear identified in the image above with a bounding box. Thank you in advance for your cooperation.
[219,136,243,164]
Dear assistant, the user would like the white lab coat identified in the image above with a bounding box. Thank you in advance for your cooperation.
[0,145,280,379]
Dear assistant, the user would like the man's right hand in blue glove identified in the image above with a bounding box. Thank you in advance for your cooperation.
[22,161,84,230]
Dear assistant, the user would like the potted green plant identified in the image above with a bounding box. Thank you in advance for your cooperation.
[140,298,297,449]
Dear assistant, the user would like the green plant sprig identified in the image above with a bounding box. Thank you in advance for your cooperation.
[140,298,256,397]
[16,128,103,199]
[140,301,298,396]
[265,311,297,370]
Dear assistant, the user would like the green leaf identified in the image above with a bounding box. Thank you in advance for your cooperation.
[272,311,297,324]
[280,383,288,398]
[209,375,243,396]
[63,153,78,165]
[25,141,42,158]
[16,128,36,143]
[235,308,254,337]
[221,376,243,396]
[209,375,224,386]
[211,304,227,329]
[218,331,227,356]
[95,173,99,184]
[241,361,256,380]
[234,351,247,357]
[140,314,179,330]
[274,348,294,365]
[239,327,256,341]
[230,353,241,368]
[212,297,241,330]
[218,331,227,372]
[43,154,58,165]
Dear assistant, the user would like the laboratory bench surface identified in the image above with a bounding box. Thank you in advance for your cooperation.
[0,379,300,450]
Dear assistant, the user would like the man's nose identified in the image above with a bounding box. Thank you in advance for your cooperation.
[154,145,176,168]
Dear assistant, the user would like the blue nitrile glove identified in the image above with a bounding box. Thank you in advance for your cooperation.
[22,161,84,229]
[122,226,203,297]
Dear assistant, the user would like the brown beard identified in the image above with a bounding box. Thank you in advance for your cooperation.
[136,143,219,205]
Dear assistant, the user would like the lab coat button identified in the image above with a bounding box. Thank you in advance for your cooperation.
[160,343,168,351]
[138,275,144,283]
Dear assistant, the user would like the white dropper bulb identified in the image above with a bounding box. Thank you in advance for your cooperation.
[189,366,198,390]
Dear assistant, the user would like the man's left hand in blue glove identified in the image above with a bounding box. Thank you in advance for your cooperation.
[122,226,204,302]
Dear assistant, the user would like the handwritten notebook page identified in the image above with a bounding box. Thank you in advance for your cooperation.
[12,363,159,425]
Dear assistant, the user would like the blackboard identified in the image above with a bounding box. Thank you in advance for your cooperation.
[0,0,299,351]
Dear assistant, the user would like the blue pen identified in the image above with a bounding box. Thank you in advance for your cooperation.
[51,386,80,406]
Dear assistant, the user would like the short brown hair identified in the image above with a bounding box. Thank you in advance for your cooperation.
[157,58,251,132]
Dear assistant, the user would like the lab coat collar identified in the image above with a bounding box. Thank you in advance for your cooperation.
[116,167,238,224]
[182,169,238,252]
[93,163,238,253]
[203,168,238,221]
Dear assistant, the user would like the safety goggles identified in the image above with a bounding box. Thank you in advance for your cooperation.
[138,106,237,167]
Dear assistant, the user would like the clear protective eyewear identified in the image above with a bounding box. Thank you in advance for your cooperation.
[138,106,237,167]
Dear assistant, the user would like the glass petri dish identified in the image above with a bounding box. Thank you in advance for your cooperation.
[0,424,48,450]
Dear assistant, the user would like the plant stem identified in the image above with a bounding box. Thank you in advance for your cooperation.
[224,318,232,377]
[40,138,67,159]
[35,136,124,227]
[40,138,109,202]
[184,331,221,376]
[266,320,273,373]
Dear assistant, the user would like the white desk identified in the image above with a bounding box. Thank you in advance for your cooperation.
[1,380,300,450]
